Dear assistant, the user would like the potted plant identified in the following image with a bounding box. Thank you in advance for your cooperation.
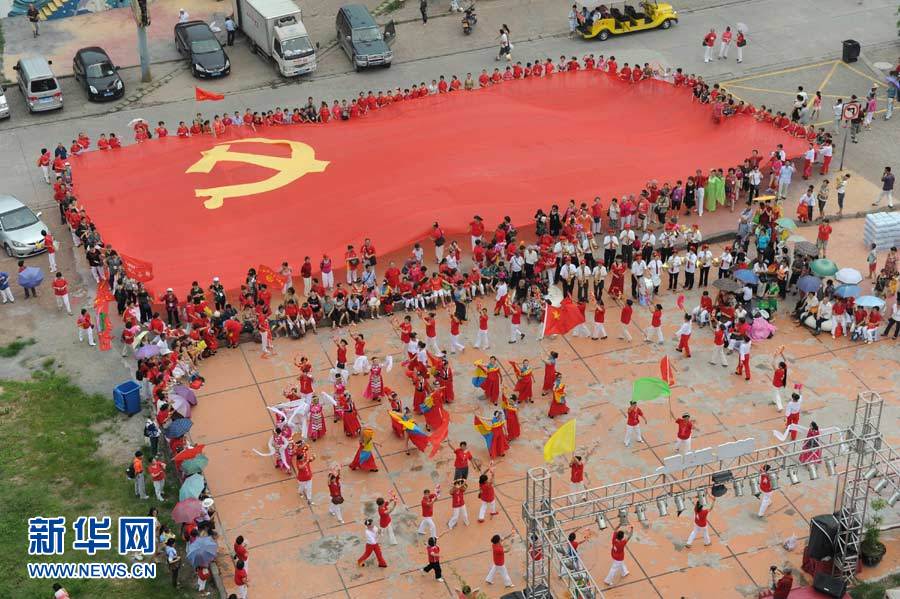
[860,498,887,567]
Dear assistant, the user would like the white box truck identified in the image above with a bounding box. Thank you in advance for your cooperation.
[232,0,317,77]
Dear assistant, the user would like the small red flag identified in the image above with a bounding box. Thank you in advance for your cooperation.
[542,297,586,337]
[195,86,224,102]
[257,264,287,288]
[660,355,676,386]
[120,253,154,282]
[428,411,451,458]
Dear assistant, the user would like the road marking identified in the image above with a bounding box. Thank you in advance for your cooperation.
[723,84,845,99]
[839,62,883,86]
[719,60,836,85]
[812,108,887,128]
[816,61,840,93]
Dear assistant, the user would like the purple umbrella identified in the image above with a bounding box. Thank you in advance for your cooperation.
[17,266,44,288]
[173,385,198,405]
[172,498,204,523]
[135,345,161,359]
[171,394,192,418]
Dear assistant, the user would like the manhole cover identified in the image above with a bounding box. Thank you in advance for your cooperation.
[872,61,893,70]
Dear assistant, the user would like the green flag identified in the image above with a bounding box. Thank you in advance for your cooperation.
[632,377,671,402]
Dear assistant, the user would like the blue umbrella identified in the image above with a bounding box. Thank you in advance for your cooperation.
[856,295,885,308]
[797,275,822,294]
[834,284,861,299]
[185,536,218,567]
[135,345,161,359]
[179,474,206,501]
[17,266,44,288]
[165,418,193,439]
[734,269,759,284]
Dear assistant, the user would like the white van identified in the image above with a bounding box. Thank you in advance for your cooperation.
[14,56,63,113]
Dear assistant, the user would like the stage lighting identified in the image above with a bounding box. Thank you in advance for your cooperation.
[806,463,819,480]
[769,471,780,491]
[863,467,878,480]
[825,458,837,477]
[674,494,685,515]
[656,497,669,517]
[749,475,761,496]
[635,504,648,525]
[596,512,608,530]
[873,479,888,493]
[788,467,800,485]
[696,488,706,501]
[888,491,900,507]
[732,479,745,497]
[617,507,629,528]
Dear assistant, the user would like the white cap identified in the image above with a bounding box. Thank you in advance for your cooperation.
[213,276,220,282]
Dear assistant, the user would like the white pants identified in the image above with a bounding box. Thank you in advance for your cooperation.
[261,331,272,353]
[298,480,313,503]
[592,323,607,338]
[691,306,710,324]
[625,424,643,446]
[644,325,663,343]
[79,327,95,345]
[758,491,773,517]
[428,335,442,354]
[134,473,147,498]
[547,269,555,286]
[478,500,496,521]
[570,323,591,338]
[418,517,437,538]
[475,330,490,349]
[686,524,711,545]
[704,45,713,62]
[436,245,444,263]
[382,522,397,545]
[197,577,207,592]
[448,506,469,528]
[70,229,80,247]
[347,269,358,284]
[236,585,248,599]
[0,287,13,303]
[352,355,370,374]
[486,564,513,586]
[153,479,165,501]
[48,251,57,272]
[773,389,784,411]
[569,481,587,504]
[322,271,334,289]
[718,40,730,58]
[300,317,316,333]
[303,277,312,296]
[328,502,344,522]
[710,345,728,366]
[90,266,103,283]
[675,436,692,456]
[449,334,465,353]
[604,559,629,584]
[41,164,50,183]
[865,327,879,343]
[874,190,894,207]
[736,45,743,61]
[696,188,705,216]
[619,325,632,341]
[56,294,71,314]
[509,322,523,343]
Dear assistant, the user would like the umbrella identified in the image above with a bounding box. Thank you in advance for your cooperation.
[786,234,807,243]
[135,344,161,359]
[173,385,198,405]
[179,474,206,501]
[736,22,749,34]
[835,268,862,285]
[170,394,193,418]
[174,444,205,464]
[797,275,822,293]
[775,217,797,230]
[834,284,861,299]
[734,269,760,284]
[172,498,204,523]
[185,536,218,567]
[132,330,149,348]
[753,194,776,203]
[17,266,44,288]
[794,241,818,257]
[856,295,885,308]
[127,117,147,128]
[810,259,838,277]
[713,278,743,293]
[165,418,193,439]
[886,75,899,90]
[181,455,209,475]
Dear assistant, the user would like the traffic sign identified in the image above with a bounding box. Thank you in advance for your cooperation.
[842,102,860,121]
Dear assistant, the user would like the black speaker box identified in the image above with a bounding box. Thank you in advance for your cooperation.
[813,571,847,597]
[808,513,839,560]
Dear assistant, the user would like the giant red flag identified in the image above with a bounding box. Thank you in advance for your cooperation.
[542,298,586,338]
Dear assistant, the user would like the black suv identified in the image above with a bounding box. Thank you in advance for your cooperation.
[336,4,395,71]
[175,20,230,78]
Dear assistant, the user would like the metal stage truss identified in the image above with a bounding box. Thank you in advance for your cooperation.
[522,392,899,599]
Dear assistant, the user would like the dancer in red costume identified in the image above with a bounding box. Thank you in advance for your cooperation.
[502,393,521,440]
[479,356,502,404]
[350,428,379,472]
[510,359,534,403]
[541,351,558,397]
[548,372,569,418]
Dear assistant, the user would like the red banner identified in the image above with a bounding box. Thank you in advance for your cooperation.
[120,253,154,282]
[543,298,585,337]
[257,264,286,289]
[660,355,676,386]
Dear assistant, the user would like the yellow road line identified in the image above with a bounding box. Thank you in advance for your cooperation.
[812,108,888,127]
[722,84,847,100]
[839,62,883,86]
[721,60,837,85]
[816,61,840,93]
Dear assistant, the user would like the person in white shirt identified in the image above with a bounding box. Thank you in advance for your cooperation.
[647,253,663,294]
[777,161,795,200]
[575,263,592,303]
[619,227,636,265]
[675,314,693,357]
[832,99,844,131]
[494,280,509,315]
[698,245,713,287]
[640,231,656,262]
[747,166,763,200]
[357,519,387,567]
[559,257,578,298]
[798,186,816,222]
[591,262,607,300]
[667,252,682,291]
[630,258,646,298]
[884,300,900,339]
[783,392,803,439]
[815,299,833,334]
[684,250,698,290]
[718,249,733,279]
[644,303,664,344]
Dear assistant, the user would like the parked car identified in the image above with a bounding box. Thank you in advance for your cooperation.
[0,85,9,120]
[579,0,678,41]
[336,4,394,72]
[175,20,231,78]
[13,56,63,113]
[73,47,125,101]
[0,195,48,258]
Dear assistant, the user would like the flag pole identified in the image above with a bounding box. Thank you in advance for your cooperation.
[539,300,549,340]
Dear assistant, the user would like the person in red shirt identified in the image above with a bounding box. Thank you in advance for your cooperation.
[69,140,82,157]
[327,468,345,523]
[447,478,469,529]
[772,568,794,599]
[486,534,513,587]
[618,299,634,342]
[672,412,696,455]
[772,357,788,411]
[108,133,121,148]
[478,69,491,88]
[569,454,586,500]
[421,536,443,581]
[233,535,249,568]
[816,218,833,258]
[234,560,249,597]
[77,308,96,346]
[603,525,633,585]
[477,469,497,522]
[685,497,716,547]
[618,62,632,81]
[624,400,647,447]
[294,450,315,505]
[376,495,398,544]
[155,121,169,137]
[417,488,439,538]
[148,457,167,501]
[37,148,52,184]
[757,464,774,517]
[452,441,474,480]
[475,307,490,349]
[703,28,717,62]
[643,303,664,344]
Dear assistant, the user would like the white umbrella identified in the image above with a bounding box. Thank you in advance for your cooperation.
[786,234,807,243]
[127,118,147,128]
[736,22,749,34]
[835,268,862,285]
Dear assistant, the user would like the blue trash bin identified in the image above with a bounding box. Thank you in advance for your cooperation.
[113,381,142,415]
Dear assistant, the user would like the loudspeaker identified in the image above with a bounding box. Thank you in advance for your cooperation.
[500,591,526,599]
[808,513,839,560]
[813,572,847,597]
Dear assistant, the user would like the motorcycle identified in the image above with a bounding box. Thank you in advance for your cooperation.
[462,4,477,34]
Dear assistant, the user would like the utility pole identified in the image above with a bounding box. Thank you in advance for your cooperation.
[131,0,152,82]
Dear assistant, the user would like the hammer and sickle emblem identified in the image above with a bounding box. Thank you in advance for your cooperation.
[185,138,329,209]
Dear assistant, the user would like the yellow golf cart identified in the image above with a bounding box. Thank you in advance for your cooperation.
[579,1,678,41]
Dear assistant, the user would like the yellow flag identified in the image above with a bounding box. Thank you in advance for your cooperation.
[543,419,576,463]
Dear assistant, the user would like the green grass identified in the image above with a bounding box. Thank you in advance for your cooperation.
[851,572,900,599]
[0,371,195,599]
[0,337,36,358]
